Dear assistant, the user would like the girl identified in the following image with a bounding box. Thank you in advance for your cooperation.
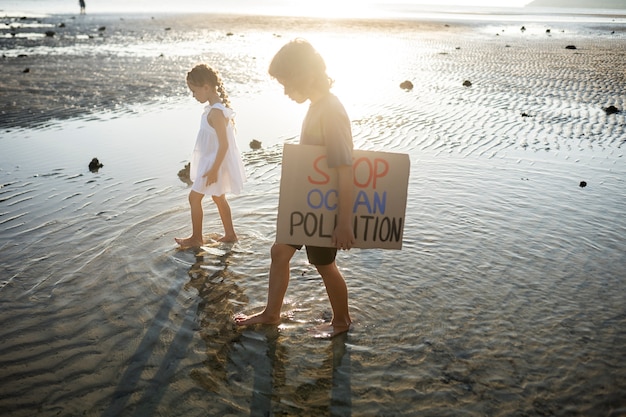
[175,64,246,247]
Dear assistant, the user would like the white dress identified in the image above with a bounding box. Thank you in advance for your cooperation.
[190,103,246,196]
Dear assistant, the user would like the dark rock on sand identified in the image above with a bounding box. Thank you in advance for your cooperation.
[604,105,620,115]
[463,80,472,87]
[45,30,55,37]
[400,80,414,90]
[88,158,103,172]
[579,181,587,188]
[521,112,532,117]
[249,139,262,150]
[98,26,106,31]
[178,162,192,185]
[565,45,577,50]
[23,68,30,73]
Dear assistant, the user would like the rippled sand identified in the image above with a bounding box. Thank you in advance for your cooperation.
[1,11,626,417]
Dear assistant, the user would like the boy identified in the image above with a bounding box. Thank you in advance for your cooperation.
[235,39,355,338]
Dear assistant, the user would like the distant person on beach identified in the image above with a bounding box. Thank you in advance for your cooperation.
[175,64,246,247]
[235,39,355,338]
[79,0,86,14]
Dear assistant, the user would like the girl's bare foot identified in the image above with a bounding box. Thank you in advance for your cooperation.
[218,234,238,243]
[174,236,203,248]
[309,322,351,339]
[234,311,280,326]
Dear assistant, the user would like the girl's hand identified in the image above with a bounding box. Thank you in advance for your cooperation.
[332,224,355,250]
[203,168,218,186]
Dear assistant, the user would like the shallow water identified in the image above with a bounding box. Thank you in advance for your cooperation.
[1,11,626,417]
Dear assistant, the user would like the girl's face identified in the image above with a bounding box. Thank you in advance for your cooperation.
[187,81,212,104]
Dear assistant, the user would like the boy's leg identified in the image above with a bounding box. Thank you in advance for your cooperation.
[175,190,204,247]
[315,261,352,337]
[235,243,296,326]
[212,194,237,242]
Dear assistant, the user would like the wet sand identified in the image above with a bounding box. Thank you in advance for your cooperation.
[1,10,626,417]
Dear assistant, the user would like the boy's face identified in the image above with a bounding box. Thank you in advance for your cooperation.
[278,78,308,104]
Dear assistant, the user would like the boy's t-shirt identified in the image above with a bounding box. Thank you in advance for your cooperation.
[300,93,353,168]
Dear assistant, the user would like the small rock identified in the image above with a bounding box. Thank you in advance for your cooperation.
[463,80,472,87]
[98,26,106,31]
[521,112,532,117]
[249,139,262,150]
[603,105,620,115]
[399,80,413,90]
[177,162,191,185]
[546,29,550,33]
[579,181,587,188]
[59,22,66,28]
[565,45,577,50]
[45,30,55,37]
[89,158,103,172]
[520,26,526,32]
[23,68,30,73]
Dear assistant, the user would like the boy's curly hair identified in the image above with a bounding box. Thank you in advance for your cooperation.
[269,38,333,94]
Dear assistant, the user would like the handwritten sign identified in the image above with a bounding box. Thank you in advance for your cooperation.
[276,144,410,249]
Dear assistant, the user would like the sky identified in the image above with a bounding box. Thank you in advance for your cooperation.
[384,0,531,6]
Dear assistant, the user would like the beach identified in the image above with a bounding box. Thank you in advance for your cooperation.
[1,6,626,417]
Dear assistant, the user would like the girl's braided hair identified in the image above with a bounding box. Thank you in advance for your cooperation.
[187,64,231,109]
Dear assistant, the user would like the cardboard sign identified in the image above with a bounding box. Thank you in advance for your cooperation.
[277,144,410,249]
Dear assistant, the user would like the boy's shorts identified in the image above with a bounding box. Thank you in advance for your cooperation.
[290,244,337,266]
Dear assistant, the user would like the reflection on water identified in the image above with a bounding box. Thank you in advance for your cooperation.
[166,243,353,416]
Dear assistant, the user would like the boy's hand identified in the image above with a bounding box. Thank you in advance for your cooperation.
[332,225,355,250]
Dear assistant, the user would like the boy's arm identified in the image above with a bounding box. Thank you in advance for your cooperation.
[333,164,355,250]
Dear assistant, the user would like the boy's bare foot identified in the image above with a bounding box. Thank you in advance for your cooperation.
[309,322,351,339]
[174,236,203,248]
[234,311,281,326]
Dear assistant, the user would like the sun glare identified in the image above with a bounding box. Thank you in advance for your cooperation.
[290,0,533,18]
[283,0,379,19]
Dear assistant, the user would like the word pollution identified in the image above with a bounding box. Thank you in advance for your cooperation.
[277,144,410,249]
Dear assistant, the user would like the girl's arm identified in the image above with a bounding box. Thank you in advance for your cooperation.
[333,164,355,250]
[204,109,230,186]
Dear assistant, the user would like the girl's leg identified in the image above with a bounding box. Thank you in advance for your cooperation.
[314,261,352,337]
[175,190,204,247]
[235,243,296,326]
[212,194,237,242]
